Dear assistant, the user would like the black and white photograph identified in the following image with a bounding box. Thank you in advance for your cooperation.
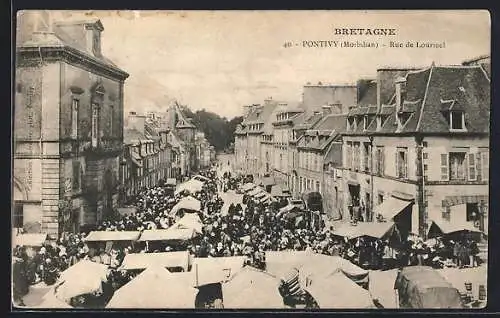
[12,10,490,309]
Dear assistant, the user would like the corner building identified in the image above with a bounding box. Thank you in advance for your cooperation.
[13,12,129,238]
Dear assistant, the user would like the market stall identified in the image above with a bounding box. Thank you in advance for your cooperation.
[222,266,284,309]
[12,233,48,248]
[169,213,204,234]
[169,196,202,217]
[175,179,204,195]
[394,266,463,308]
[106,266,198,308]
[55,260,109,302]
[304,271,375,308]
[191,256,246,286]
[427,220,483,239]
[119,251,191,272]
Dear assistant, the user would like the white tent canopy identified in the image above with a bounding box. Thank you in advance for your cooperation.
[56,260,109,301]
[83,231,141,242]
[304,272,374,308]
[373,196,412,220]
[36,288,73,309]
[333,221,399,240]
[175,179,204,195]
[120,251,190,271]
[170,213,203,234]
[138,228,197,242]
[106,266,198,308]
[222,267,284,309]
[427,219,482,238]
[265,251,368,287]
[192,174,210,182]
[191,256,246,286]
[170,196,202,216]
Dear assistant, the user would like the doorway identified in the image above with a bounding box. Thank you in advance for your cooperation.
[348,184,360,221]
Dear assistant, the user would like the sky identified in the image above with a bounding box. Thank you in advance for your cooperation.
[55,10,490,119]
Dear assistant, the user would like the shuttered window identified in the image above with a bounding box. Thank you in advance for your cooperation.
[396,148,408,179]
[481,152,489,181]
[468,153,476,181]
[440,154,449,181]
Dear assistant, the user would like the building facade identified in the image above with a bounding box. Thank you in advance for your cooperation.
[13,13,129,238]
[120,112,172,201]
[342,62,490,238]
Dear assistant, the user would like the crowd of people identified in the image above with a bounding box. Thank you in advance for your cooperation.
[12,163,484,307]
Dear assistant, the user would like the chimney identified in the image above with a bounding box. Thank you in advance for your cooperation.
[264,97,273,105]
[127,112,146,135]
[84,19,104,57]
[322,105,333,115]
[356,79,370,104]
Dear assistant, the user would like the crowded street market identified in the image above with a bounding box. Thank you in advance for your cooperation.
[12,161,487,309]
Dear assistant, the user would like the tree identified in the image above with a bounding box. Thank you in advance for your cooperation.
[177,105,243,153]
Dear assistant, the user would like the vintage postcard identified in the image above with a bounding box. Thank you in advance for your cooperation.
[12,10,490,309]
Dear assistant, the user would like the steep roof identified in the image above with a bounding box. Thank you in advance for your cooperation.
[346,64,490,135]
[294,112,323,130]
[314,114,347,132]
[124,128,151,145]
[297,114,346,151]
[19,20,124,74]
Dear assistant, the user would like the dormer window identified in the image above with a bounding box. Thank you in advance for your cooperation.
[376,116,382,131]
[363,116,368,131]
[450,111,466,131]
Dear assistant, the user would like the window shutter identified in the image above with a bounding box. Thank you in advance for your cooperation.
[395,151,399,178]
[481,152,489,181]
[468,153,476,181]
[440,154,449,181]
[476,152,482,181]
[381,149,385,175]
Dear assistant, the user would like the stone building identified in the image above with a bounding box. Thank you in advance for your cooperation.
[234,101,277,179]
[296,113,347,214]
[121,112,171,201]
[13,12,129,237]
[342,61,490,238]
[163,103,196,178]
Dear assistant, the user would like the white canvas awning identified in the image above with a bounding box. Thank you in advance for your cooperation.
[83,231,141,242]
[120,251,190,271]
[373,196,412,220]
[192,174,210,182]
[138,228,197,242]
[222,267,284,309]
[12,233,48,247]
[333,221,399,240]
[427,219,482,238]
[304,272,374,308]
[106,266,198,308]
[170,213,203,234]
[175,180,204,195]
[191,256,247,286]
[56,260,109,300]
[170,196,202,216]
[165,178,177,186]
